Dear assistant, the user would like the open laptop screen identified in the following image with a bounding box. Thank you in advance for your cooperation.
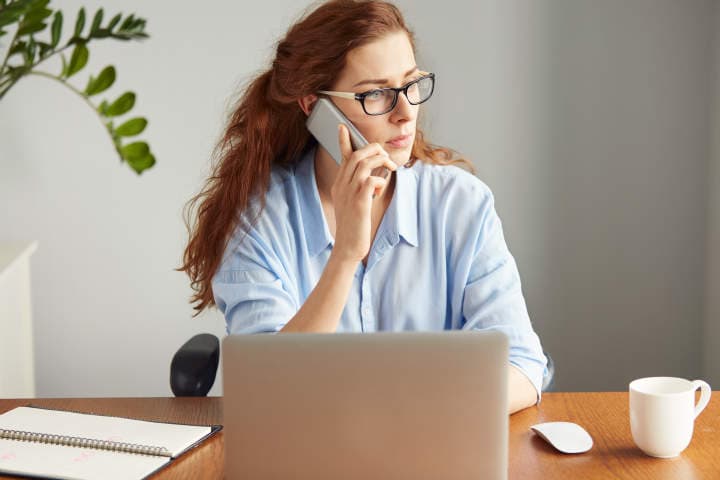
[223,330,508,480]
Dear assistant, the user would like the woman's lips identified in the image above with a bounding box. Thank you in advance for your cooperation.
[386,134,412,148]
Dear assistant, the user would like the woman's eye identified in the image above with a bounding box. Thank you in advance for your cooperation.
[365,90,386,102]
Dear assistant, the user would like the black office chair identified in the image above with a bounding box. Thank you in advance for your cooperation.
[170,333,220,397]
[170,333,556,396]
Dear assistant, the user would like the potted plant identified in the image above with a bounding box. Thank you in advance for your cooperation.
[0,0,156,174]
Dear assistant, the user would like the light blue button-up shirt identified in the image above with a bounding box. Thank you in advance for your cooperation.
[213,146,548,397]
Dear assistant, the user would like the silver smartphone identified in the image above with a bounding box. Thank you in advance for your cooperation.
[306,97,389,178]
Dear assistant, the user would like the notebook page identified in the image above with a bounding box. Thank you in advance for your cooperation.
[0,438,167,480]
[0,407,212,457]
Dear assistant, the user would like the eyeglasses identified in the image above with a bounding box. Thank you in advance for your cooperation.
[318,72,435,116]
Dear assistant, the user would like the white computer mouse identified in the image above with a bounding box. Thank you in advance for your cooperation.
[530,422,593,454]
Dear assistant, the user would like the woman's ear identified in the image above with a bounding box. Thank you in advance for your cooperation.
[298,94,318,116]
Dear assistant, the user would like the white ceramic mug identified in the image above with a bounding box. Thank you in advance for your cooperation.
[629,377,711,458]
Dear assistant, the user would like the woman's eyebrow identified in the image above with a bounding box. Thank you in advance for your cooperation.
[352,66,419,88]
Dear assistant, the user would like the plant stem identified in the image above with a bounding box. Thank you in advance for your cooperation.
[1,43,73,99]
[0,26,19,79]
[0,76,20,100]
[26,70,115,149]
[29,43,72,72]
[0,74,15,89]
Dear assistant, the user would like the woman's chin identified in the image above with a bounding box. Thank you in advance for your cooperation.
[389,148,412,166]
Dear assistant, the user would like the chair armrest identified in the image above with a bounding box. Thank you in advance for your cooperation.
[170,333,220,397]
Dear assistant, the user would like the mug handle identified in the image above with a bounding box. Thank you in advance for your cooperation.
[691,380,711,419]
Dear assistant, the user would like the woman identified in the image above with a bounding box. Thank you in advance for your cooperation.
[182,0,547,414]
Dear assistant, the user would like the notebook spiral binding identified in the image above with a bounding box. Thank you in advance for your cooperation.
[0,428,172,458]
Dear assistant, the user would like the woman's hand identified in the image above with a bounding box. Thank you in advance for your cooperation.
[330,124,397,263]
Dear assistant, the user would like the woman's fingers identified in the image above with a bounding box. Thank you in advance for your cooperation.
[350,153,397,186]
[360,175,390,199]
[338,125,385,170]
[337,133,388,181]
[331,127,394,262]
[338,124,353,165]
[335,125,395,200]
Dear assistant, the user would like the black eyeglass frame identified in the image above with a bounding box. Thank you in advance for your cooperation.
[318,72,436,116]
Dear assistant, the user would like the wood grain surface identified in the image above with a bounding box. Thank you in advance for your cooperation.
[1,392,718,479]
[0,397,224,480]
[509,392,719,480]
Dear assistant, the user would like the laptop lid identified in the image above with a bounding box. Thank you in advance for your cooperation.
[222,330,508,480]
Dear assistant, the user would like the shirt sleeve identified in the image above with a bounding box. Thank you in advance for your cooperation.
[460,190,547,402]
[212,228,298,335]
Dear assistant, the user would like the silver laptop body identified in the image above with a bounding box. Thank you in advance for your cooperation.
[222,330,508,480]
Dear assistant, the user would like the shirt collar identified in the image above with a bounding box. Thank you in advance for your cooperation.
[295,148,420,256]
[295,147,334,257]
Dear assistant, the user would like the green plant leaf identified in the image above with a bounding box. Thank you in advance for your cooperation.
[73,7,84,37]
[37,40,51,58]
[84,65,115,96]
[120,140,149,160]
[107,12,121,31]
[105,120,119,146]
[111,31,149,41]
[19,6,51,26]
[90,8,102,35]
[50,10,62,47]
[0,8,24,28]
[8,40,27,57]
[119,13,135,31]
[24,35,36,64]
[98,99,109,115]
[26,0,50,10]
[17,20,46,36]
[112,14,149,41]
[59,52,67,76]
[65,41,88,77]
[92,28,110,38]
[104,91,135,116]
[126,152,155,174]
[0,1,34,28]
[115,117,147,136]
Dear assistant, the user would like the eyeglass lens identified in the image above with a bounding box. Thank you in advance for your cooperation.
[363,75,434,115]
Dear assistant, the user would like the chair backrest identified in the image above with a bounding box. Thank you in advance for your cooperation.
[170,333,219,396]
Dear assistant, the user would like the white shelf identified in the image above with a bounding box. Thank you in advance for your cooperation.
[0,241,38,398]
[0,242,38,280]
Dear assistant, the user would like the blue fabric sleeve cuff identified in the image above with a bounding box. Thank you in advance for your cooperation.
[510,359,545,404]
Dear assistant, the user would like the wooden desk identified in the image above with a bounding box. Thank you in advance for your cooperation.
[0,392,718,479]
[510,392,719,479]
[0,397,223,480]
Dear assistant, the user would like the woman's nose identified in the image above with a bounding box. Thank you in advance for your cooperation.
[389,91,417,123]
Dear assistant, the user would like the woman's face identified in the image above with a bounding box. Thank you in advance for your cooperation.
[329,31,420,166]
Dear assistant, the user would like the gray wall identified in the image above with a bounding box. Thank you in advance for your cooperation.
[705,4,720,386]
[412,0,715,391]
[0,0,717,396]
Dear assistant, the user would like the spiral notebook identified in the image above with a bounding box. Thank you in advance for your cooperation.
[0,406,221,480]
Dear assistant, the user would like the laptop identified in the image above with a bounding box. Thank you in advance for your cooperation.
[222,330,508,480]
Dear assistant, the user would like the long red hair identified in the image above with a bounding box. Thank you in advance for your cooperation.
[181,0,471,314]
